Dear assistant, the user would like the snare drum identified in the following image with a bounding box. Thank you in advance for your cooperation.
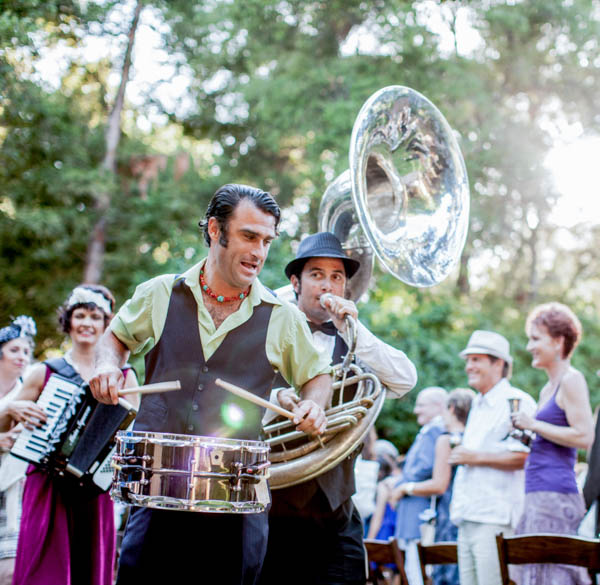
[111,431,270,513]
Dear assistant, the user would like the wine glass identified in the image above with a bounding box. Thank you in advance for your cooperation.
[508,398,534,446]
[508,397,521,415]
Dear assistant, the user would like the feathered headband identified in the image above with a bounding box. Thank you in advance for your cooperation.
[0,315,37,346]
[66,287,112,315]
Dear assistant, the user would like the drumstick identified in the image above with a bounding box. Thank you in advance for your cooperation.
[118,380,181,397]
[215,378,296,421]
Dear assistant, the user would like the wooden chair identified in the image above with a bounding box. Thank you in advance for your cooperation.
[416,541,458,585]
[495,532,600,585]
[364,537,409,585]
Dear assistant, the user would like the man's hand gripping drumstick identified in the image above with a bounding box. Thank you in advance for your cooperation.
[90,330,182,405]
[215,378,329,435]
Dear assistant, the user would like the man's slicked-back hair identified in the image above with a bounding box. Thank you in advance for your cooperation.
[199,184,281,247]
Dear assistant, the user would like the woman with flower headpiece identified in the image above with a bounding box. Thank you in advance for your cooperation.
[0,316,36,585]
[0,285,138,585]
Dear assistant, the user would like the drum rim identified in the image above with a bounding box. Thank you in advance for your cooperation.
[115,430,268,449]
[113,491,267,514]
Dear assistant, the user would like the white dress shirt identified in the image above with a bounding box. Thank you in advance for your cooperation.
[450,378,537,528]
[312,319,417,398]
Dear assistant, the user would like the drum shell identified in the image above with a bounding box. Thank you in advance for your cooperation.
[112,431,270,514]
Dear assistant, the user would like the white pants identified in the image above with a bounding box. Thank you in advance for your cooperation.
[398,538,423,585]
[457,520,513,585]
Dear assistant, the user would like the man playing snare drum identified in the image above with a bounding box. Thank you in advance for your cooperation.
[90,184,332,585]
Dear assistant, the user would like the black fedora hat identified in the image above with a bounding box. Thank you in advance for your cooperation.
[284,232,361,280]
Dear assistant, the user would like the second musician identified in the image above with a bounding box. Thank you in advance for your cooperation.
[259,232,417,585]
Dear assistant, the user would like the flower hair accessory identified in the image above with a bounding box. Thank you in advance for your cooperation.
[66,287,112,315]
[13,316,36,338]
[0,315,37,345]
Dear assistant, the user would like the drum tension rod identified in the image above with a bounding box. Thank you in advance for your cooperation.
[229,460,270,491]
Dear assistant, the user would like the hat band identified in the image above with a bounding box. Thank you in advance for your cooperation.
[463,346,511,363]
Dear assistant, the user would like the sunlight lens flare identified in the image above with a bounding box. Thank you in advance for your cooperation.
[545,137,600,227]
[221,402,246,430]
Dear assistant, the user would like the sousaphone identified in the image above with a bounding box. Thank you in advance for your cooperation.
[265,86,470,489]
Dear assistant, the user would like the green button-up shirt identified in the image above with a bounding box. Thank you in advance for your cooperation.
[110,259,332,391]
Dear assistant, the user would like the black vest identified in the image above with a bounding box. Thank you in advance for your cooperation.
[135,278,277,440]
[271,332,359,512]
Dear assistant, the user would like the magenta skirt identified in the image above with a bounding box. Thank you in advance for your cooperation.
[12,466,115,585]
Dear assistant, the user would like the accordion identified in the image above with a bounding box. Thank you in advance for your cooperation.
[10,373,137,491]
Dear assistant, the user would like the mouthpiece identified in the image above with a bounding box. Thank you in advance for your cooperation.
[319,293,334,309]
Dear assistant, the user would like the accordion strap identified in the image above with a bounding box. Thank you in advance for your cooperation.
[44,357,84,386]
[44,357,134,388]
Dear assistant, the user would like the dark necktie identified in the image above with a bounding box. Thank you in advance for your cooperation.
[308,320,337,336]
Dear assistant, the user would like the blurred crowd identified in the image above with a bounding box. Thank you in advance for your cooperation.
[354,302,598,585]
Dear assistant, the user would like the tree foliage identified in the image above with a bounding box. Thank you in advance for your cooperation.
[1,0,600,451]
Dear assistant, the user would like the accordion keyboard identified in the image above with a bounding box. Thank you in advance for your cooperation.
[11,374,83,464]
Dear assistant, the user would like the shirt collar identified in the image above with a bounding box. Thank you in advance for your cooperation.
[475,377,509,408]
[179,259,282,307]
[420,415,445,434]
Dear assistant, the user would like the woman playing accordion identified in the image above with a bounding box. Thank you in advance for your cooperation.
[0,285,138,585]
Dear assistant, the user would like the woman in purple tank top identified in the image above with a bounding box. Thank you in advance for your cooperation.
[511,302,594,585]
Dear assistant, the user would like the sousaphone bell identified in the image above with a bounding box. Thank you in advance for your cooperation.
[266,86,470,489]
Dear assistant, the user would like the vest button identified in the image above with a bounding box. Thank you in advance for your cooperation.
[202,366,209,373]
[188,424,194,432]
[192,403,199,411]
[197,384,204,391]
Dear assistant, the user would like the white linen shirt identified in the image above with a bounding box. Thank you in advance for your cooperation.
[449,378,537,528]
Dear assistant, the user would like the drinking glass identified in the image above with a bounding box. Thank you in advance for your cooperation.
[508,398,534,446]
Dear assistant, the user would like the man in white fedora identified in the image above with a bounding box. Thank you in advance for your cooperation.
[448,330,536,585]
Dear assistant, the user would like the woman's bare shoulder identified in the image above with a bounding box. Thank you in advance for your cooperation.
[18,362,48,400]
[562,367,587,392]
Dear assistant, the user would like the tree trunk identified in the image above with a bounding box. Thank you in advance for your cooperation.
[527,226,538,305]
[456,247,470,296]
[83,0,143,284]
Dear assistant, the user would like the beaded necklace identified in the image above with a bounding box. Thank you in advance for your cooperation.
[199,268,250,303]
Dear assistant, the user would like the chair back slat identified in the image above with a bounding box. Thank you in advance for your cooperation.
[417,542,458,585]
[417,542,458,564]
[495,533,600,585]
[364,538,409,585]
